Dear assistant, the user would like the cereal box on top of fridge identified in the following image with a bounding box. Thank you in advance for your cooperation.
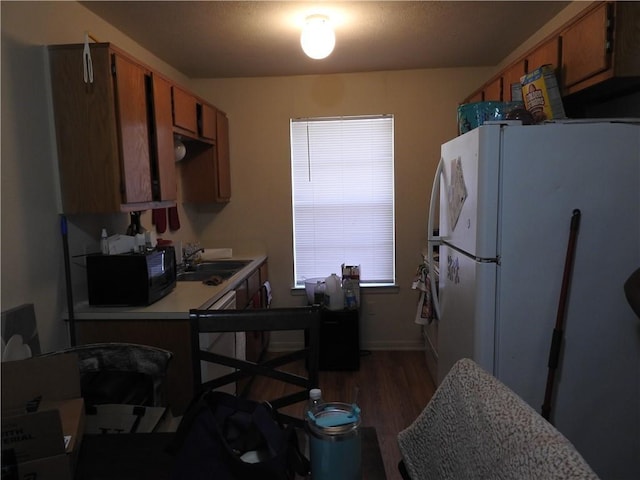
[520,65,566,123]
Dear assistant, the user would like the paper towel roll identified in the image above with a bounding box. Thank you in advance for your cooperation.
[201,248,233,260]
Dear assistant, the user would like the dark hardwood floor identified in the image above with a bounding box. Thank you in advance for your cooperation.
[248,350,436,480]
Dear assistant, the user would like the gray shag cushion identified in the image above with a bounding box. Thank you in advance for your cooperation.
[397,358,600,480]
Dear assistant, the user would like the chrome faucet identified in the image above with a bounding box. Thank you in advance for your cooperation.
[182,247,204,269]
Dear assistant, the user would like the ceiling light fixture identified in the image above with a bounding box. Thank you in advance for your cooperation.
[300,14,335,60]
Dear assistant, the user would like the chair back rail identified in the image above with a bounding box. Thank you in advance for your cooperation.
[189,305,321,427]
[40,342,173,407]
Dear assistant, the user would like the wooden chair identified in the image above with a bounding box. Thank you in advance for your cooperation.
[189,305,321,428]
[40,342,173,408]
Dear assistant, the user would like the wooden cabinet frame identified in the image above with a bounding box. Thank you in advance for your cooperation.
[461,2,639,108]
[50,41,232,211]
[49,43,178,213]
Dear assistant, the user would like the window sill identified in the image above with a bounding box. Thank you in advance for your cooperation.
[291,284,399,296]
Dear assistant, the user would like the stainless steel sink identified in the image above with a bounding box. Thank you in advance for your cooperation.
[193,260,252,272]
[176,259,252,283]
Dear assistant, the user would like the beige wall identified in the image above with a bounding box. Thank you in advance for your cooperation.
[183,70,486,349]
[1,1,192,351]
[1,0,583,352]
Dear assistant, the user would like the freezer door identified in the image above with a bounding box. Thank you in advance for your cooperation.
[436,244,497,384]
[439,125,501,259]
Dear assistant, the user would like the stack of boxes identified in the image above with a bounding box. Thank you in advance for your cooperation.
[1,354,86,479]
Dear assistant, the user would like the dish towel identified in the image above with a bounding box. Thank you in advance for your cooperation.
[168,206,180,231]
[152,208,167,234]
[262,281,273,308]
[412,262,436,325]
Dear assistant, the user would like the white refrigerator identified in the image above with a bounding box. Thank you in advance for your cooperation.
[427,120,639,479]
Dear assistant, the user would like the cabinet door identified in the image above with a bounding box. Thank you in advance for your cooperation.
[179,142,215,203]
[526,36,561,73]
[151,74,177,201]
[181,111,231,204]
[235,280,249,310]
[199,103,217,141]
[215,110,231,201]
[502,60,526,101]
[483,77,502,101]
[172,86,198,134]
[247,270,261,301]
[112,54,153,204]
[259,262,268,282]
[562,3,611,88]
[49,44,122,213]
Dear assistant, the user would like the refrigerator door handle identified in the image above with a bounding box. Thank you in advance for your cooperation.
[427,157,444,320]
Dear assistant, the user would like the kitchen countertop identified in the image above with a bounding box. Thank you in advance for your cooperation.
[71,253,267,320]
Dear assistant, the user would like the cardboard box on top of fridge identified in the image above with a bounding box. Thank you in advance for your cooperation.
[1,353,86,478]
[520,65,566,123]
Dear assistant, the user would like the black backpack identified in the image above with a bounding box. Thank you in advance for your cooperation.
[168,391,309,480]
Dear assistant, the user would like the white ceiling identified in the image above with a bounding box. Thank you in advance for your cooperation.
[81,1,570,79]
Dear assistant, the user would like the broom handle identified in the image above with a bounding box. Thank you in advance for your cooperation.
[542,209,581,421]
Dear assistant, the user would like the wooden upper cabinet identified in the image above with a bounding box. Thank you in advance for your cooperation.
[502,60,526,101]
[461,2,639,106]
[49,43,177,213]
[50,42,230,212]
[172,86,198,135]
[151,74,177,201]
[199,103,217,141]
[526,36,561,73]
[483,77,502,101]
[562,3,611,89]
[561,2,639,95]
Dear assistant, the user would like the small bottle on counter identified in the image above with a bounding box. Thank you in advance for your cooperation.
[304,388,324,423]
[100,228,109,255]
[345,285,357,310]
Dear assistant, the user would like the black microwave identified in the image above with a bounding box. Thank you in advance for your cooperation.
[86,247,177,306]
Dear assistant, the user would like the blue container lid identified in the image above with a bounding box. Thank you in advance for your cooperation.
[308,403,361,429]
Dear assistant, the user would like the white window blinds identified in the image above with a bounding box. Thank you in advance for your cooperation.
[290,115,395,286]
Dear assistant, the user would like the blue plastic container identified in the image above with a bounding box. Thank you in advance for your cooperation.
[457,101,523,135]
[306,402,361,480]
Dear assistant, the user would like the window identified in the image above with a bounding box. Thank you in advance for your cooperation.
[290,115,395,287]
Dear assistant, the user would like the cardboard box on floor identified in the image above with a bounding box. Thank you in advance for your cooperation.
[1,353,85,479]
